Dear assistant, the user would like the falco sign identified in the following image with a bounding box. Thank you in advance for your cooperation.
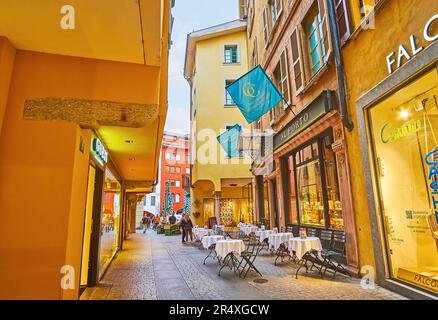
[386,13,438,75]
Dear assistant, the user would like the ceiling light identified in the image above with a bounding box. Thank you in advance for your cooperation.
[399,110,410,119]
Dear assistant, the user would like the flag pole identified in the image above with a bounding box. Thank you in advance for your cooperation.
[284,99,297,117]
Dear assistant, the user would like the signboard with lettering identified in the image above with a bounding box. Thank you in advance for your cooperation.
[386,14,438,74]
[91,138,108,165]
[273,90,333,150]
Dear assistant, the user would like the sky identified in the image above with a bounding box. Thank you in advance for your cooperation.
[165,0,239,134]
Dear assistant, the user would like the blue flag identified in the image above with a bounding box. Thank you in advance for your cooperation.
[217,124,242,158]
[226,65,284,124]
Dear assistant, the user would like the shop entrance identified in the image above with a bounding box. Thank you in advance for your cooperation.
[80,164,104,291]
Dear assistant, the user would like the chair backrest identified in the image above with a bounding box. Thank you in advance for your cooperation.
[333,231,346,253]
[286,226,293,233]
[320,230,333,250]
[280,226,286,233]
[307,228,318,237]
[291,225,300,237]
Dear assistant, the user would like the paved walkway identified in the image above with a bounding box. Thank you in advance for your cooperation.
[81,231,407,300]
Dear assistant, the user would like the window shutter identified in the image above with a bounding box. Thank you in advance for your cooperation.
[335,0,352,44]
[263,6,270,45]
[290,27,305,94]
[279,50,290,107]
[317,0,332,61]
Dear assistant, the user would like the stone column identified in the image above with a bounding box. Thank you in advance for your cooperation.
[332,124,360,276]
[214,191,221,225]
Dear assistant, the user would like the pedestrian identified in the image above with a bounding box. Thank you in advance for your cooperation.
[182,214,194,243]
[142,215,149,234]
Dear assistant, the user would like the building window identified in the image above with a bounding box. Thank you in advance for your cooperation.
[334,0,352,44]
[167,180,176,187]
[150,196,156,206]
[367,69,438,294]
[176,167,181,174]
[247,0,255,37]
[185,168,190,174]
[270,0,283,26]
[175,194,180,203]
[286,132,342,230]
[186,155,190,163]
[251,37,258,68]
[262,6,270,46]
[171,194,175,203]
[176,180,181,188]
[224,45,239,64]
[176,154,181,161]
[270,50,289,122]
[290,27,305,94]
[225,80,236,105]
[304,1,331,77]
[165,153,170,160]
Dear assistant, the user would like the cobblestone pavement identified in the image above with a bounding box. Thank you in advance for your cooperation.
[81,231,407,300]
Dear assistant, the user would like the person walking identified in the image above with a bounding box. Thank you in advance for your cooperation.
[142,215,149,234]
[182,214,194,242]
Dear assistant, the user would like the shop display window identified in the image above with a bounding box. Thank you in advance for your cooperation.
[286,133,343,230]
[368,69,438,294]
[99,168,121,277]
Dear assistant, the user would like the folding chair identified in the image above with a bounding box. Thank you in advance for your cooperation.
[236,234,263,279]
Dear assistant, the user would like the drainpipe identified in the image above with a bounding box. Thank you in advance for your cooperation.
[327,0,354,132]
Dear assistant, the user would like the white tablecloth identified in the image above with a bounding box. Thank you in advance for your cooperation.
[241,226,258,235]
[215,239,245,258]
[201,235,225,249]
[268,232,294,250]
[288,237,322,259]
[193,228,212,240]
[255,230,273,242]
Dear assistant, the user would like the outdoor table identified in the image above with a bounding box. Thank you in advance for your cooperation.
[255,229,273,242]
[241,226,258,235]
[268,232,294,250]
[215,239,245,276]
[201,235,225,264]
[193,228,212,240]
[269,232,294,265]
[288,237,322,278]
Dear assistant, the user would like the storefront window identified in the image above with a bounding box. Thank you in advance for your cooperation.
[286,134,343,230]
[99,168,121,277]
[296,154,325,227]
[368,68,438,294]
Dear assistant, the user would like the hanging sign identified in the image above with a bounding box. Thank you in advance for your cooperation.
[91,138,108,165]
[425,148,438,224]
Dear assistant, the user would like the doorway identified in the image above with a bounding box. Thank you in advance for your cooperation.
[80,164,104,293]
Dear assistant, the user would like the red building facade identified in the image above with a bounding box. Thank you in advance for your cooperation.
[160,132,190,212]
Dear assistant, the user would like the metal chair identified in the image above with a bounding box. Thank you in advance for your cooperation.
[236,234,263,279]
[320,231,347,279]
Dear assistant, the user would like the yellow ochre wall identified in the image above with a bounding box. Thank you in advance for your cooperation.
[191,30,252,190]
[343,0,438,272]
[0,37,15,137]
[0,45,161,299]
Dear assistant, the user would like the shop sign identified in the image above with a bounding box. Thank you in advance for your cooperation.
[273,91,333,150]
[425,149,438,224]
[91,138,108,165]
[386,14,438,75]
[380,120,422,144]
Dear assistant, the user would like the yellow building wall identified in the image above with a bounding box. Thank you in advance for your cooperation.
[191,30,252,190]
[0,37,15,136]
[343,0,438,272]
[0,46,161,299]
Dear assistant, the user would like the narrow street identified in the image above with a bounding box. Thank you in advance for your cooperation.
[81,233,406,301]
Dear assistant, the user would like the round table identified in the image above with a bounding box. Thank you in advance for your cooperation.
[193,228,212,240]
[268,232,294,250]
[215,239,245,258]
[201,235,225,249]
[241,226,258,235]
[255,229,273,242]
[288,237,322,259]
